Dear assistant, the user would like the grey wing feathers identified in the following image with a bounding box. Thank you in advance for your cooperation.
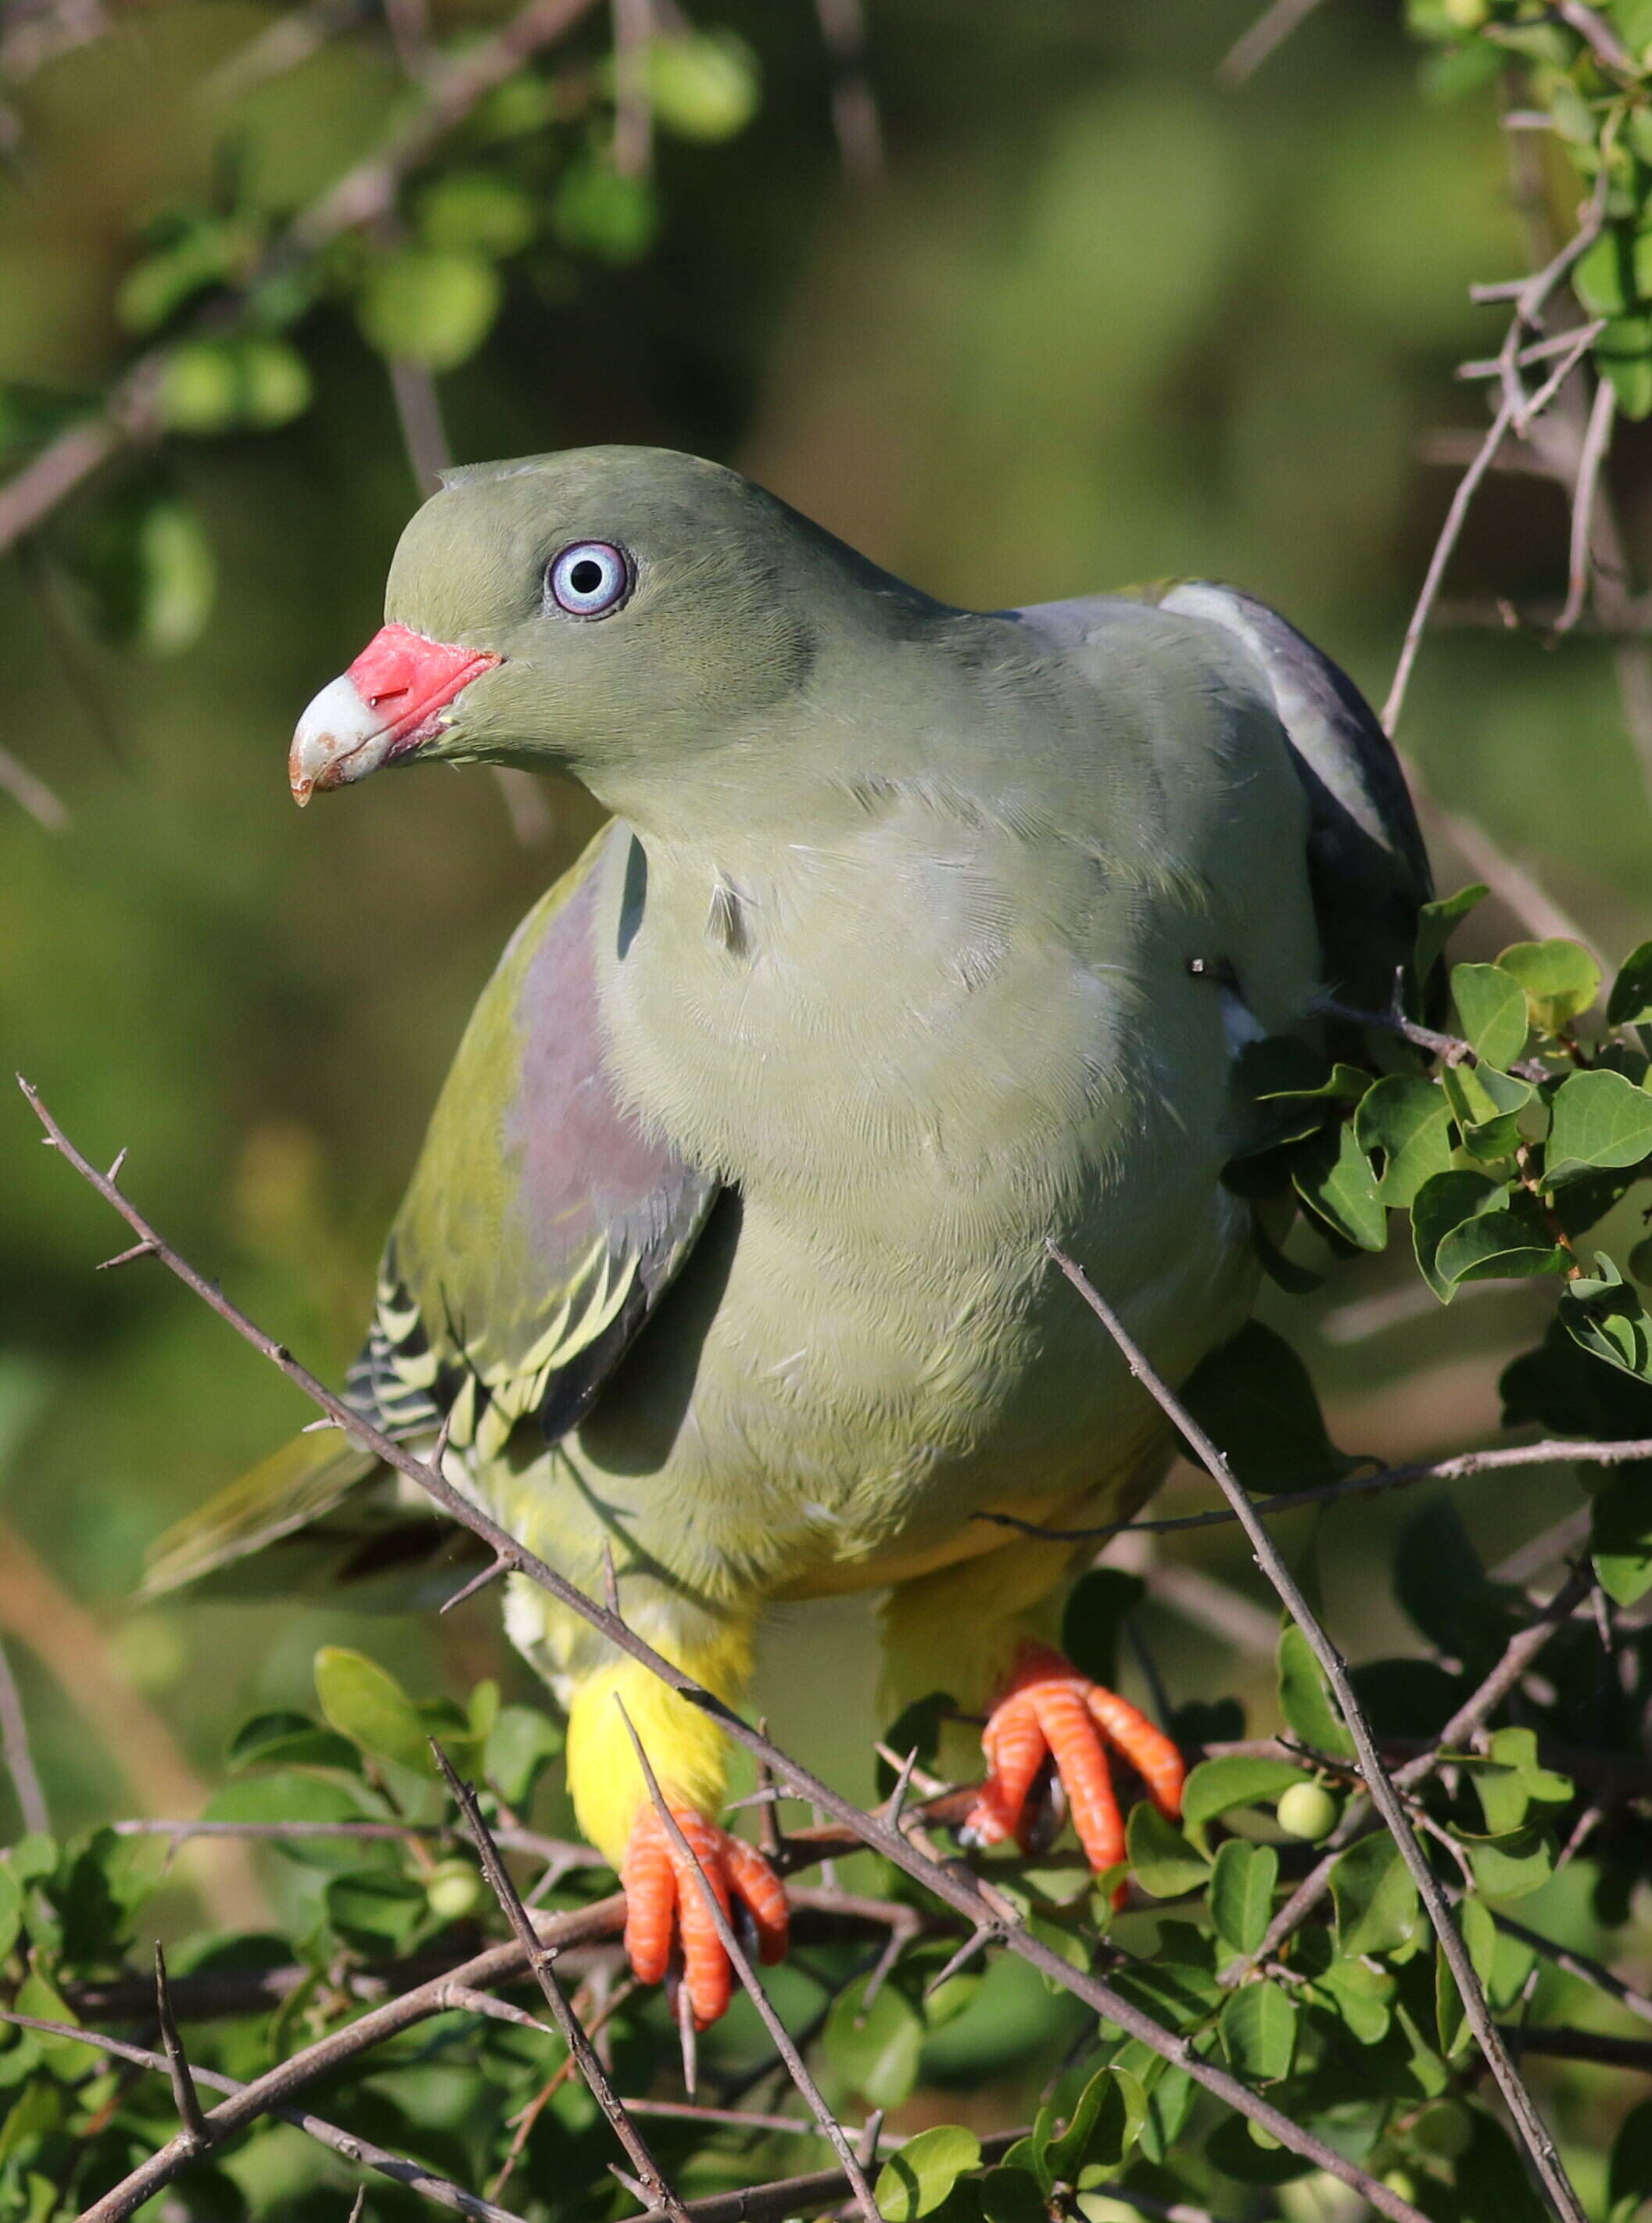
[1159,582,1432,1009]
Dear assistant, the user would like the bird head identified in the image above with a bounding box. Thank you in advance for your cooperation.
[288,446,904,815]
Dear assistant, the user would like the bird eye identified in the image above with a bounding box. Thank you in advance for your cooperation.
[546,540,632,618]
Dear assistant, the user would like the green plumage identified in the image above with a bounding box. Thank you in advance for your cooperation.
[147,446,1429,1826]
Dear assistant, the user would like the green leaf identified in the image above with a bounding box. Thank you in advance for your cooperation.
[1205,2113,1317,2184]
[1451,963,1529,1068]
[1181,1755,1308,1834]
[1577,224,1641,317]
[1607,940,1652,1027]
[1412,1169,1502,1300]
[1496,939,1600,1032]
[226,1711,361,1773]
[202,1769,382,1868]
[1355,1075,1453,1207]
[314,1647,433,1776]
[1060,1569,1144,1687]
[1217,1980,1296,2081]
[1546,1068,1652,1184]
[1560,1253,1652,1379]
[1451,2110,1549,2223]
[1331,1832,1420,1956]
[1435,1898,1496,2057]
[1608,2097,1652,2223]
[0,1868,20,1962]
[13,1971,101,2078]
[979,2168,1047,2223]
[1290,1119,1387,1250]
[1433,1204,1563,1287]
[875,2125,981,2220]
[484,1703,564,1805]
[1591,1461,1652,1604]
[1439,1060,1534,1160]
[1416,884,1489,981]
[1465,1728,1572,1834]
[1460,1825,1554,1899]
[1179,1322,1353,1493]
[823,1973,924,2107]
[1209,1840,1278,1956]
[1123,1802,1209,1898]
[1277,1624,1353,1759]
[325,1870,428,1952]
[1048,2065,1147,2183]
[357,248,501,371]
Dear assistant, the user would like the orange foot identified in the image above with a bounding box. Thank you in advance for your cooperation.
[620,1803,790,2028]
[962,1644,1185,1903]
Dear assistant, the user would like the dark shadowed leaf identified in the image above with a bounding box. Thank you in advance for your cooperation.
[1060,1570,1145,1687]
[1331,1832,1419,1956]
[824,1973,924,2108]
[1591,1461,1652,1604]
[1179,1323,1353,1493]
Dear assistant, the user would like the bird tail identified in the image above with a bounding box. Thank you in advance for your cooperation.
[136,1427,482,1611]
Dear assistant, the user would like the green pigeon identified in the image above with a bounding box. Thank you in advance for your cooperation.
[145,445,1430,2025]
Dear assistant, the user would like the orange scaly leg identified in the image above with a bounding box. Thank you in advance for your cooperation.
[962,1644,1184,1904]
[620,1803,790,2029]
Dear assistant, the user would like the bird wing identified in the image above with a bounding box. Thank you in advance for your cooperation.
[351,817,720,1465]
[139,820,718,1603]
[1152,582,1433,1009]
[1009,581,1432,1009]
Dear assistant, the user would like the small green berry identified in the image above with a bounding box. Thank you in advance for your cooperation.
[425,1858,484,1923]
[1276,1782,1339,1841]
[1281,1778,1342,1849]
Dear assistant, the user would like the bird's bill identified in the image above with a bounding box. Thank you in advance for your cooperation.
[288,623,502,804]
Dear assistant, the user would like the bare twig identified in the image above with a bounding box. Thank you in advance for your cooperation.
[386,357,453,500]
[813,0,883,181]
[0,1635,48,1834]
[615,1698,882,2223]
[1556,375,1615,634]
[0,742,68,830]
[1216,0,1327,86]
[1496,1912,1652,2028]
[2,2011,533,2223]
[153,1945,210,2152]
[430,1738,692,2223]
[1046,1242,1588,2223]
[20,1078,1435,2223]
[976,1431,1652,1544]
[1384,393,1518,736]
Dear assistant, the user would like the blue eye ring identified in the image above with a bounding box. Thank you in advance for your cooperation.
[546,540,633,618]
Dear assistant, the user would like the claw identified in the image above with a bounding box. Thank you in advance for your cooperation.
[620,1803,790,2028]
[963,1645,1184,1903]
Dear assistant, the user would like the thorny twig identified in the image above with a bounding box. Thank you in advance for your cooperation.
[1046,1242,1589,2223]
[431,1738,693,2223]
[20,1076,1437,2223]
[616,1697,883,2223]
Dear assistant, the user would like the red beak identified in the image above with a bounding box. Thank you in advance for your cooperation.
[289,623,502,804]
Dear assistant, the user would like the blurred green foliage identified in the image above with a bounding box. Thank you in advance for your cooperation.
[5,0,1652,2216]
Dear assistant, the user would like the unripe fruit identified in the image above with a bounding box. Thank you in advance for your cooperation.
[1276,1782,1339,1841]
[425,1859,484,1923]
[1382,2171,1419,2204]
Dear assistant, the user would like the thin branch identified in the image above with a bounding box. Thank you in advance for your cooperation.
[20,1078,1435,2223]
[430,1738,692,2223]
[109,1814,601,1868]
[1216,0,1327,87]
[153,1944,210,2152]
[1046,1242,1588,2223]
[615,1697,882,2223]
[0,741,68,831]
[1555,375,1615,634]
[1496,1912,1652,2028]
[976,1431,1652,1544]
[813,0,883,181]
[0,1635,48,1833]
[386,356,453,500]
[1384,393,1518,736]
[1,2011,533,2223]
